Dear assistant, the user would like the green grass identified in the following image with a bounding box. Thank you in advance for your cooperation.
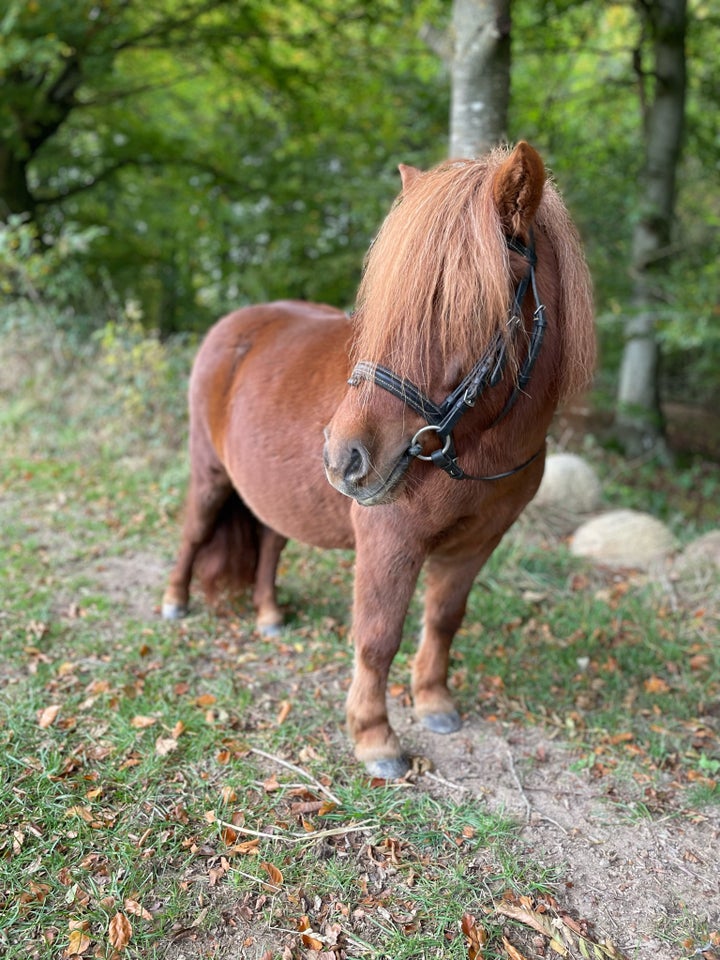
[1,312,719,958]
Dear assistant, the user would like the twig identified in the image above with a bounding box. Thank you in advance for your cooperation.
[249,747,341,805]
[216,817,376,845]
[424,771,471,793]
[506,748,532,822]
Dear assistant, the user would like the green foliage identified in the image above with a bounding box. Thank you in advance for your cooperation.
[2,0,447,333]
[1,0,718,404]
[0,215,106,319]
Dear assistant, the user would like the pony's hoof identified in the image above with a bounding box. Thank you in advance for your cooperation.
[364,755,410,780]
[421,710,462,734]
[258,622,283,638]
[162,601,187,621]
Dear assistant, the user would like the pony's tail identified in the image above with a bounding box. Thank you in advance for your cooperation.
[194,491,260,603]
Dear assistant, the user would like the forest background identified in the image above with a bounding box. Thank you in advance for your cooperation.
[1,0,719,450]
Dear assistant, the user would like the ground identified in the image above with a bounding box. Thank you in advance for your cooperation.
[90,546,720,960]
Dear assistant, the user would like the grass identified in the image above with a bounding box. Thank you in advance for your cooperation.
[1,311,719,959]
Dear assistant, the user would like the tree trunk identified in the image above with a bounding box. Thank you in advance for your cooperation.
[448,0,511,157]
[0,146,36,220]
[616,0,687,458]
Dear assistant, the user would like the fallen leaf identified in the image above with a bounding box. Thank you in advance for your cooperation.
[155,737,178,756]
[260,862,283,887]
[130,715,157,729]
[65,806,95,823]
[276,700,292,725]
[38,704,61,728]
[502,936,528,960]
[124,899,152,922]
[461,912,487,959]
[64,921,91,957]
[228,838,261,855]
[644,676,670,695]
[195,693,216,707]
[495,902,569,956]
[299,915,324,951]
[108,912,132,951]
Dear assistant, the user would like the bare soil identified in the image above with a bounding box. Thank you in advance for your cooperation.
[391,704,720,960]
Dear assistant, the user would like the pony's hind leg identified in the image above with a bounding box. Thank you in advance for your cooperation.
[412,542,501,733]
[162,459,233,620]
[253,527,288,636]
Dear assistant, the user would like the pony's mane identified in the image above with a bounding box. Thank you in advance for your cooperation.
[352,146,595,401]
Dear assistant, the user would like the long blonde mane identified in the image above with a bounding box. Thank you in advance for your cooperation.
[351,146,595,401]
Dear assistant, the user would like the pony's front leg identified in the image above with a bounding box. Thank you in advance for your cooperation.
[348,536,424,779]
[413,542,500,733]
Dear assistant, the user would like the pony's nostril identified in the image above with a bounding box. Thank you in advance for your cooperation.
[345,444,368,482]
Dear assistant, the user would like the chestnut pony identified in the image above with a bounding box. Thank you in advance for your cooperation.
[163,142,595,777]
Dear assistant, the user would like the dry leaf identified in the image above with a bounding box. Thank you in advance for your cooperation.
[65,805,95,823]
[38,704,61,728]
[130,715,157,729]
[260,861,283,887]
[64,922,91,957]
[124,899,152,922]
[299,915,324,951]
[262,774,281,792]
[301,931,324,950]
[155,737,178,756]
[502,936,528,960]
[461,912,487,959]
[228,838,261,856]
[108,911,132,951]
[276,700,292,725]
[220,785,237,803]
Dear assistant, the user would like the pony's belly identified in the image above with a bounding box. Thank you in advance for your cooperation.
[212,303,356,550]
[231,446,355,550]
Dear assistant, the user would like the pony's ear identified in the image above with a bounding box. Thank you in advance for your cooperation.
[398,163,422,193]
[492,141,545,236]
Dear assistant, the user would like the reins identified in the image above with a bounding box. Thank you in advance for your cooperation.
[348,232,547,482]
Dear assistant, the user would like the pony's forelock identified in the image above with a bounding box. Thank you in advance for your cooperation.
[351,146,595,401]
[352,153,512,380]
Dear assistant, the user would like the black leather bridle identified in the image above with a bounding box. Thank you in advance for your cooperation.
[347,232,547,482]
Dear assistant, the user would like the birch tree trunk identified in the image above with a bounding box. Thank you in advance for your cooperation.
[616,0,687,458]
[448,0,511,157]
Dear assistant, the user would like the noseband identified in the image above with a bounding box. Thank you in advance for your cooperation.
[348,233,547,482]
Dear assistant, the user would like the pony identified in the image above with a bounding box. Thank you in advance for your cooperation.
[162,142,595,778]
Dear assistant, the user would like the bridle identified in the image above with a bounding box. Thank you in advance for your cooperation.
[347,232,547,482]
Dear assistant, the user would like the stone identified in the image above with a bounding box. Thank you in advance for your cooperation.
[674,529,720,574]
[533,453,602,514]
[570,509,678,569]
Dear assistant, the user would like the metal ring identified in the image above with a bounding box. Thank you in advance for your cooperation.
[410,424,452,461]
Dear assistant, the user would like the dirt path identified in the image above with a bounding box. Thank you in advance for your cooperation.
[390,703,720,959]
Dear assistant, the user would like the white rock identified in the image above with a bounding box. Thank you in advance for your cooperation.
[533,453,602,513]
[570,509,677,569]
[673,529,720,576]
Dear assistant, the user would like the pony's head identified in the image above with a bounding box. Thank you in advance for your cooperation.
[324,142,595,506]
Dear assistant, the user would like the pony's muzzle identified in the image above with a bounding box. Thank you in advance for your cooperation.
[323,433,372,493]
